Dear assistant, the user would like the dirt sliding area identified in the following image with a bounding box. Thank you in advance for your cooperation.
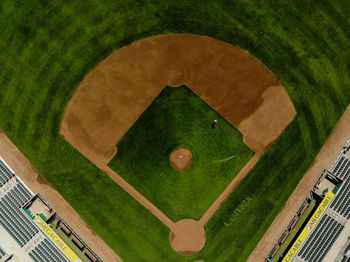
[60,34,296,256]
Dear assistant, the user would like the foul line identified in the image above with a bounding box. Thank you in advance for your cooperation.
[95,160,175,229]
[199,153,261,226]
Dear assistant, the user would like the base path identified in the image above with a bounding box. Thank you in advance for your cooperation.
[98,161,175,229]
[0,132,123,262]
[200,153,261,226]
[92,149,261,256]
[248,104,350,262]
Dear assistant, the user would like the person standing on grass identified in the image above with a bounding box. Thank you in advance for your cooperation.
[211,119,217,129]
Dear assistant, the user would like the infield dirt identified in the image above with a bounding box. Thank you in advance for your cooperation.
[61,34,296,165]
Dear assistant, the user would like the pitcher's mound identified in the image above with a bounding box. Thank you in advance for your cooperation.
[170,147,193,171]
[170,219,206,256]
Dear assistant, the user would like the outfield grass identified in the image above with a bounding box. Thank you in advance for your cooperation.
[108,86,253,221]
[0,1,350,261]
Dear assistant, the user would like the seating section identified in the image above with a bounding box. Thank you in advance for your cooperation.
[336,158,350,180]
[341,256,350,262]
[298,214,344,262]
[272,147,350,262]
[0,177,70,261]
[330,178,350,218]
[29,239,70,262]
[333,156,346,174]
[15,178,32,200]
[0,185,38,247]
[0,162,14,187]
[0,160,80,262]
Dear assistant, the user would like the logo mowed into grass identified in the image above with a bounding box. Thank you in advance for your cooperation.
[224,195,253,227]
[108,85,254,221]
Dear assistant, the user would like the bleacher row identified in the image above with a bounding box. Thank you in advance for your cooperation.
[333,156,346,174]
[341,257,350,262]
[341,256,350,262]
[0,185,37,247]
[330,174,350,218]
[0,162,14,187]
[29,239,69,262]
[298,214,344,262]
[334,156,350,180]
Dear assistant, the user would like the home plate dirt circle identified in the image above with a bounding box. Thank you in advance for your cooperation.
[170,219,206,256]
[170,147,193,171]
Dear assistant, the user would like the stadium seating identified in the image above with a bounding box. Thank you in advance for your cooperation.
[298,215,328,258]
[333,156,346,174]
[0,163,14,187]
[298,214,344,262]
[29,239,70,262]
[341,256,350,262]
[15,179,32,199]
[0,159,92,262]
[330,178,350,218]
[0,181,72,262]
[336,158,350,180]
[268,146,350,262]
[0,176,36,247]
[0,188,38,247]
[337,158,349,175]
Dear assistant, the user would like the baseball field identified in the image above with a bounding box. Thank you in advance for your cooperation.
[108,85,254,221]
[0,1,350,261]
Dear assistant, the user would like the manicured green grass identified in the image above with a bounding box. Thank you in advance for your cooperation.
[0,1,350,261]
[109,86,253,221]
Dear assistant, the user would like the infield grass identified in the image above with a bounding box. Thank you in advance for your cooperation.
[0,1,350,261]
[108,86,253,221]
